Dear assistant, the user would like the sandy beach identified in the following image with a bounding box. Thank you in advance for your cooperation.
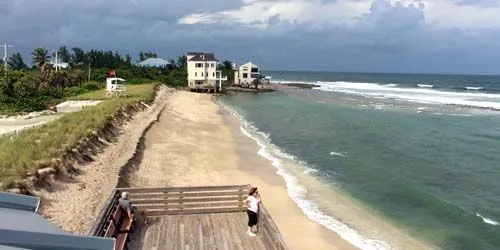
[37,86,172,234]
[128,91,357,250]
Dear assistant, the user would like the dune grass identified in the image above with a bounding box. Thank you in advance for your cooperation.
[69,84,156,101]
[0,83,159,191]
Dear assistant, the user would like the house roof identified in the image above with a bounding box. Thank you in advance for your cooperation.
[240,62,260,68]
[137,58,170,67]
[0,192,115,250]
[187,52,217,62]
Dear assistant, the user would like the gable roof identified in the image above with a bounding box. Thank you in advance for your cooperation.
[0,192,114,250]
[137,58,170,67]
[187,52,217,62]
[240,62,260,68]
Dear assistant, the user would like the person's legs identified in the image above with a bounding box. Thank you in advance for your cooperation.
[252,213,259,232]
[247,210,257,236]
[141,210,148,225]
[131,206,148,225]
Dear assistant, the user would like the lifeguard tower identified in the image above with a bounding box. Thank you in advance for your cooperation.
[105,78,126,98]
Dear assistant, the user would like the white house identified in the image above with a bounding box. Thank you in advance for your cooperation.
[186,52,227,92]
[233,62,261,87]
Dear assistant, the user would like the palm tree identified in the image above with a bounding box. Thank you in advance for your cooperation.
[32,48,49,69]
[176,55,187,69]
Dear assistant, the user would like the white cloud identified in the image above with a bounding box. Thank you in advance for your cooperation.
[423,0,500,29]
[179,0,500,30]
[179,0,372,28]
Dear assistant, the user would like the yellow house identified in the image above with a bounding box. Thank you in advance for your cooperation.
[233,62,261,87]
[187,52,227,92]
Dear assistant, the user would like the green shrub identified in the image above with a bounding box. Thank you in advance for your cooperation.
[82,81,104,91]
[0,83,157,190]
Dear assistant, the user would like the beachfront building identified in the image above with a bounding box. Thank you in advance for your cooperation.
[233,62,261,87]
[0,192,114,249]
[186,52,227,92]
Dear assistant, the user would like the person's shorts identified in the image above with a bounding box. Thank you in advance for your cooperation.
[131,206,137,214]
[247,210,258,227]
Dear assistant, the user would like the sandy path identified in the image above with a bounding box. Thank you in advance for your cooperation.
[37,86,173,235]
[128,91,357,250]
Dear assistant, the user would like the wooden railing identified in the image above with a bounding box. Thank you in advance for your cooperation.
[117,185,250,216]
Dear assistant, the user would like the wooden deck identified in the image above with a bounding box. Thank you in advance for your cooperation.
[128,212,286,250]
[90,185,288,250]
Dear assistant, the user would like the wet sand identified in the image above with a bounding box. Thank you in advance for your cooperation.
[128,91,357,250]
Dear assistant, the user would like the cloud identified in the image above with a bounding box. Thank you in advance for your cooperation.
[179,0,500,30]
[179,0,372,28]
[1,0,500,74]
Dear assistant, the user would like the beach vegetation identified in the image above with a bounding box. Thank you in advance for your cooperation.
[0,83,158,191]
[0,46,188,114]
[7,53,28,70]
[217,60,234,85]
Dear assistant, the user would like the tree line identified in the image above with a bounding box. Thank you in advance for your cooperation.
[0,46,194,114]
[0,46,238,114]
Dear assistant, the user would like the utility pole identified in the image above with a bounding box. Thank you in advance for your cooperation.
[1,42,14,71]
[51,49,59,72]
[55,50,58,72]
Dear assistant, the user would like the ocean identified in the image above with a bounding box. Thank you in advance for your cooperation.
[219,71,500,250]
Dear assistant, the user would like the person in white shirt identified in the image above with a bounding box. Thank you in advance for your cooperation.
[245,187,261,237]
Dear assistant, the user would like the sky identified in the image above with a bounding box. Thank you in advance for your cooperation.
[1,0,500,74]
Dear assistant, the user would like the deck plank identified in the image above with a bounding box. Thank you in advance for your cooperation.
[130,212,286,249]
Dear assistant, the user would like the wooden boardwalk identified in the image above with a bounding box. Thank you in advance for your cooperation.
[90,185,288,250]
[128,212,286,250]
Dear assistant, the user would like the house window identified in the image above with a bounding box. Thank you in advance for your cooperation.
[211,63,215,68]
[213,72,215,77]
[196,63,203,68]
[251,67,259,73]
[202,72,204,77]
[242,67,248,71]
[243,73,248,78]
[195,72,197,77]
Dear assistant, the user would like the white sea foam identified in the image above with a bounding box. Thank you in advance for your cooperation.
[417,84,435,88]
[466,86,484,90]
[303,167,320,174]
[271,80,311,85]
[220,104,391,250]
[330,151,347,157]
[476,213,500,226]
[310,81,500,110]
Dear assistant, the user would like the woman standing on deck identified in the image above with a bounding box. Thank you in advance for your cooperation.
[245,187,261,237]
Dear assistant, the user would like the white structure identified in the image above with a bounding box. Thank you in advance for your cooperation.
[187,52,227,92]
[49,61,69,71]
[105,77,126,97]
[233,62,261,87]
[137,58,170,67]
[55,100,102,113]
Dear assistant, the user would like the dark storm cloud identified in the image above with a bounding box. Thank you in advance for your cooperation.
[1,0,499,74]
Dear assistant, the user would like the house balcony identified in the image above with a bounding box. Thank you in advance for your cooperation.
[250,73,261,79]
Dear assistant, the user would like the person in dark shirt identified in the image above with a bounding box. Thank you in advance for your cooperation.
[119,192,148,225]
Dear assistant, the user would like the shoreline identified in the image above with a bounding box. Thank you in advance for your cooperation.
[218,101,358,250]
[127,90,357,249]
[218,91,437,250]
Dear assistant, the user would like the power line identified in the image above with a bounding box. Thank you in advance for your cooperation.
[1,42,14,71]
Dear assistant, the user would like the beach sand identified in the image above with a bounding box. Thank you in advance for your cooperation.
[128,91,357,250]
[37,86,172,234]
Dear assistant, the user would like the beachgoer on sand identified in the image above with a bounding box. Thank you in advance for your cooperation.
[119,192,148,225]
[245,187,261,237]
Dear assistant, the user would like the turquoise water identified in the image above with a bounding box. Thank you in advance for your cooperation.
[220,73,500,249]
